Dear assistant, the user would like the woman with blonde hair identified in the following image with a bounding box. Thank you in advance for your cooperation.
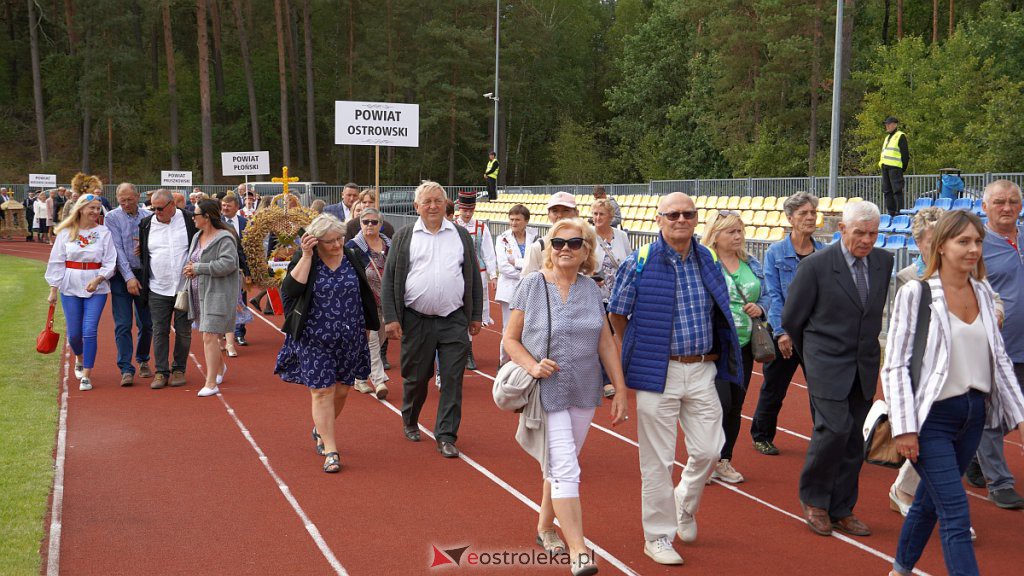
[883,210,1024,576]
[701,211,770,484]
[45,193,117,390]
[503,217,628,575]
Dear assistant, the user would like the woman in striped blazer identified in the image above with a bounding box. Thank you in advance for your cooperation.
[882,210,1024,576]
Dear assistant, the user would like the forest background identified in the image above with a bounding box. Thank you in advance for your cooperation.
[3,0,1024,188]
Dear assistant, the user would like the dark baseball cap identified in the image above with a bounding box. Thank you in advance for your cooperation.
[883,116,899,125]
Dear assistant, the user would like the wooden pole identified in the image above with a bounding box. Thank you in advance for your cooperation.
[375,145,380,209]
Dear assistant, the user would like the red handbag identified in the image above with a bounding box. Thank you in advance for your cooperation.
[36,303,61,354]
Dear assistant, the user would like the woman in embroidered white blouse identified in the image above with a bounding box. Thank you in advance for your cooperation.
[45,194,118,391]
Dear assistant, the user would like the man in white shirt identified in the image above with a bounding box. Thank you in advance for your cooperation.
[382,181,483,459]
[139,189,198,389]
[454,190,497,370]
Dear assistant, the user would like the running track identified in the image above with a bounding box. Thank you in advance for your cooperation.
[5,240,1022,575]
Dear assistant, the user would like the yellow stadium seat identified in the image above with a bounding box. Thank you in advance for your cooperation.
[694,196,707,208]
[705,209,719,224]
[766,211,782,226]
[817,197,832,212]
[830,197,848,212]
[714,196,730,209]
[695,223,706,237]
[745,226,756,238]
[698,209,707,222]
[738,196,752,210]
[754,227,770,240]
[849,196,863,203]
[763,197,779,211]
[726,196,741,210]
[752,211,767,226]
[768,227,785,240]
[740,209,755,223]
[643,221,658,233]
[644,195,659,207]
[750,196,765,210]
[816,212,824,227]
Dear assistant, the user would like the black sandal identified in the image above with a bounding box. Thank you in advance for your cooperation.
[323,452,341,473]
[312,426,325,456]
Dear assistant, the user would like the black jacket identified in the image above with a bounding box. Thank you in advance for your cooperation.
[280,248,380,340]
[138,209,199,299]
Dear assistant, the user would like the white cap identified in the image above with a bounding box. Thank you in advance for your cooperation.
[546,191,577,210]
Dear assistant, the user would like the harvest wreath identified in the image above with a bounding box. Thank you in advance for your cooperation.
[241,197,314,288]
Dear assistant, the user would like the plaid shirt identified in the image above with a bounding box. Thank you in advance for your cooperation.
[609,244,713,356]
[104,206,152,281]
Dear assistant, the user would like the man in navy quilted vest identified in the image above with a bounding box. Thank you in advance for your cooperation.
[609,192,742,567]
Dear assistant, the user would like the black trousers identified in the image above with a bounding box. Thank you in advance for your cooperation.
[148,292,192,376]
[881,165,905,217]
[400,309,470,443]
[715,343,754,460]
[799,379,872,519]
[750,337,804,444]
[485,177,497,200]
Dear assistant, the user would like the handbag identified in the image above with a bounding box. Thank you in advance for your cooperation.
[864,280,932,468]
[174,285,190,313]
[492,276,552,412]
[36,303,61,354]
[731,276,775,364]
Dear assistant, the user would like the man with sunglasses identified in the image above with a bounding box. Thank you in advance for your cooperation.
[104,183,154,386]
[138,189,198,389]
[608,192,742,566]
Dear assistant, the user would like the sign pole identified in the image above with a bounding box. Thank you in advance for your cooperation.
[375,145,380,209]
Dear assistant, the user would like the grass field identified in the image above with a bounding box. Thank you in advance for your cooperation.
[0,255,63,575]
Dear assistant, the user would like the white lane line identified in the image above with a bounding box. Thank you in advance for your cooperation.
[471,368,930,575]
[187,353,349,576]
[45,345,71,576]
[373,399,640,576]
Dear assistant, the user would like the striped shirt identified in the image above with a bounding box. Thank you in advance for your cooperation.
[104,206,152,281]
[609,244,713,356]
[882,276,1024,436]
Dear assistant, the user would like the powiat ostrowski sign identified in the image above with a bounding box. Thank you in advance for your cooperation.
[334,100,419,148]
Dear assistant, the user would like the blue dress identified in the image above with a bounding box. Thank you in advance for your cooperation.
[274,259,370,388]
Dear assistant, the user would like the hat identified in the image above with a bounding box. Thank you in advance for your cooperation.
[883,116,899,125]
[546,191,577,210]
[457,190,477,208]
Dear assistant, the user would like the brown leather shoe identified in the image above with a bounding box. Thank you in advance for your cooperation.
[832,515,871,537]
[120,373,134,387]
[437,441,460,458]
[800,501,832,536]
[169,371,186,387]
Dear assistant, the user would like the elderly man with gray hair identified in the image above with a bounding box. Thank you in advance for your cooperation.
[782,201,893,538]
[139,189,198,389]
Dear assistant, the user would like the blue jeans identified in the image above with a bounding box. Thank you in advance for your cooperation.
[109,273,152,374]
[894,390,985,576]
[61,293,108,369]
[975,363,1024,492]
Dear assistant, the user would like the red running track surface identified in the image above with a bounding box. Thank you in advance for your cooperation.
[5,239,1022,576]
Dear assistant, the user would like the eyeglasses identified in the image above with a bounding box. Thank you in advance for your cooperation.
[193,212,206,218]
[658,210,698,221]
[361,219,380,226]
[151,202,170,212]
[550,237,585,251]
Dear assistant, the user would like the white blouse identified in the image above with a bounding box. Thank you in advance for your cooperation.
[941,314,992,400]
[34,199,49,221]
[45,226,118,298]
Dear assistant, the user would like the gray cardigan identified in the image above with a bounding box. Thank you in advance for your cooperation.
[382,220,483,326]
[188,229,240,334]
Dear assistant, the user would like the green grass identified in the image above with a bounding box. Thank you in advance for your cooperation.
[0,255,64,576]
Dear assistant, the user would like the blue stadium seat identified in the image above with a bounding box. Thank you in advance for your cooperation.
[934,198,953,210]
[879,214,893,232]
[831,231,841,244]
[874,234,887,248]
[900,197,933,215]
[973,199,984,215]
[907,235,919,252]
[952,198,973,211]
[885,235,907,250]
[890,214,912,233]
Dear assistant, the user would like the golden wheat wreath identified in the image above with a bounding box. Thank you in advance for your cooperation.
[241,195,314,288]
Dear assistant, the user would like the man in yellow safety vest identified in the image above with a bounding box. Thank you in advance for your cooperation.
[878,116,910,218]
[484,151,499,200]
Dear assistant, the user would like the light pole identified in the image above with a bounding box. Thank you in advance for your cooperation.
[828,0,844,198]
[489,0,500,155]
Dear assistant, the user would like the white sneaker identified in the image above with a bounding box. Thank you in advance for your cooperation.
[353,381,374,394]
[197,386,219,397]
[674,485,698,543]
[643,536,683,565]
[712,459,745,484]
[374,383,389,400]
[74,362,84,379]
[78,377,92,391]
[215,364,227,385]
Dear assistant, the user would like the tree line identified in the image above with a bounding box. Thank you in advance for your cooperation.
[3,0,1023,187]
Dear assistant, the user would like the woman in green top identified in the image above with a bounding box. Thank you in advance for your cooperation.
[701,211,771,484]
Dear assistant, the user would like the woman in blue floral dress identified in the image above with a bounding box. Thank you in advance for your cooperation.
[275,214,380,473]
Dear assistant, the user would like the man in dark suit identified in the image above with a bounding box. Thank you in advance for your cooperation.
[221,194,250,345]
[782,201,893,538]
[382,181,482,459]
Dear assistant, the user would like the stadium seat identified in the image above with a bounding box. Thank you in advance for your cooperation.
[849,197,864,203]
[750,196,765,210]
[698,208,708,222]
[878,214,893,232]
[901,196,933,215]
[694,196,707,208]
[738,196,752,210]
[907,235,919,252]
[751,211,768,226]
[885,234,907,249]
[952,198,973,211]
[815,212,824,227]
[754,227,770,240]
[818,197,833,212]
[933,198,953,211]
[768,227,786,241]
[973,199,984,215]
[890,215,912,233]
[830,197,848,212]
[726,196,742,210]
[765,211,782,226]
[740,209,755,222]
[705,209,719,224]
[875,234,887,248]
[715,196,730,209]
[831,231,841,244]
[695,223,706,236]
[745,226,756,238]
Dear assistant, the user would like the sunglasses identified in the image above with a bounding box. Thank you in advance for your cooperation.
[361,219,380,226]
[658,210,698,221]
[81,194,100,203]
[151,202,171,212]
[550,237,585,251]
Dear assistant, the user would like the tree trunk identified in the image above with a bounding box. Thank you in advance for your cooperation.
[274,0,290,167]
[882,0,890,44]
[197,0,214,184]
[808,0,822,176]
[6,1,18,92]
[209,0,225,100]
[897,0,903,39]
[106,61,113,182]
[230,0,260,150]
[28,0,47,163]
[64,0,89,171]
[285,0,304,169]
[933,0,939,45]
[162,0,180,170]
[346,0,355,181]
[949,0,954,36]
[303,0,318,181]
[81,104,91,173]
[447,9,459,186]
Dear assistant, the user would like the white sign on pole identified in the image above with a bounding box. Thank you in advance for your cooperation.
[221,151,270,176]
[161,171,193,187]
[29,173,57,188]
[335,101,419,148]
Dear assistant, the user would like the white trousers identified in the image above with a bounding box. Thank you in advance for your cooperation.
[894,458,921,496]
[355,329,388,388]
[546,406,596,499]
[480,271,492,325]
[498,301,512,365]
[636,360,723,541]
